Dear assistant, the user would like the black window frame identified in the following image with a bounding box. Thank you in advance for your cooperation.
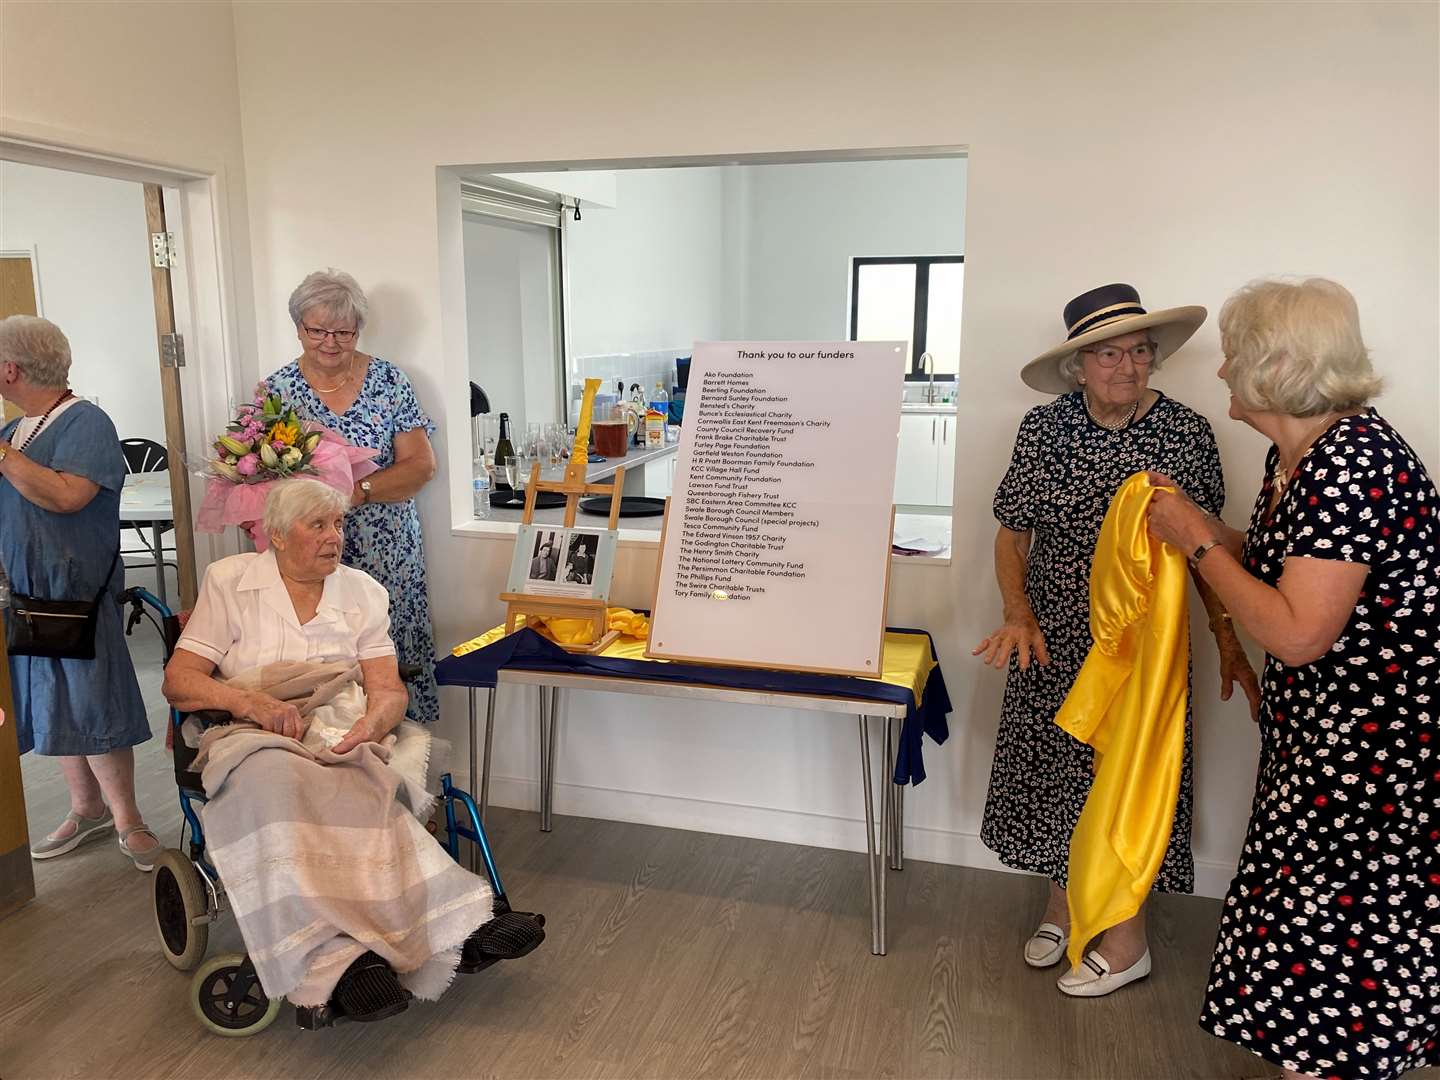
[849,255,964,381]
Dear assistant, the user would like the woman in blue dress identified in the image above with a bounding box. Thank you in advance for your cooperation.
[265,269,441,723]
[0,316,159,869]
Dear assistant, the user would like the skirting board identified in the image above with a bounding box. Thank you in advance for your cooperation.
[481,774,1239,900]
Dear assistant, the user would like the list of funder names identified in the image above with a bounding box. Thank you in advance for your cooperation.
[671,350,848,602]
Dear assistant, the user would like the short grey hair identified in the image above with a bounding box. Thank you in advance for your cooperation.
[1057,334,1166,386]
[1219,278,1381,417]
[263,478,350,542]
[287,269,368,330]
[0,315,72,388]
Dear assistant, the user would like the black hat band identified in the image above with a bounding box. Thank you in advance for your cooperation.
[1067,303,1148,340]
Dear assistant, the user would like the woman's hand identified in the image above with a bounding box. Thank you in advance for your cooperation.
[332,713,386,755]
[241,692,305,740]
[973,614,1051,671]
[1215,629,1262,722]
[1145,472,1217,554]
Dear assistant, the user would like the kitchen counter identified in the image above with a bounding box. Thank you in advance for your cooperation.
[900,402,957,414]
[484,440,678,527]
[577,439,678,482]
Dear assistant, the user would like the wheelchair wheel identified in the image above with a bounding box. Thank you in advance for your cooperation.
[153,849,209,970]
[190,954,281,1037]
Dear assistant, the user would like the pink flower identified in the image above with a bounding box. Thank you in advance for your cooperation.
[272,439,287,452]
[236,454,259,477]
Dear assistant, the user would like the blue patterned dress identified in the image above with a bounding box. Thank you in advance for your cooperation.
[265,359,440,723]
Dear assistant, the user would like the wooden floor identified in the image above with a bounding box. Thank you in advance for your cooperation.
[4,622,1407,1079]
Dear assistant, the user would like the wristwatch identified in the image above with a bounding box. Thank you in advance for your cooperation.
[359,479,373,504]
[1190,539,1221,567]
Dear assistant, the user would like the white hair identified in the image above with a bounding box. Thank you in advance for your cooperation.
[287,269,368,330]
[263,478,350,542]
[1219,278,1381,417]
[0,315,72,388]
[1057,333,1165,386]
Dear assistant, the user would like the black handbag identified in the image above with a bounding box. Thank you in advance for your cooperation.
[4,548,120,660]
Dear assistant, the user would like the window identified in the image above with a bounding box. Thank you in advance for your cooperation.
[849,256,964,379]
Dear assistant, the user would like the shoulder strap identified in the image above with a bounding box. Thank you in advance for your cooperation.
[93,545,122,604]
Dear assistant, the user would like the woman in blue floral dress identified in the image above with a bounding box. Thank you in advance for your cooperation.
[266,270,440,723]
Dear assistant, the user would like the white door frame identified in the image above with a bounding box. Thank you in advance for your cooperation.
[0,135,246,571]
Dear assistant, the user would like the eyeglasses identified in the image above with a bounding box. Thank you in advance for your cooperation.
[1079,341,1157,368]
[302,324,357,345]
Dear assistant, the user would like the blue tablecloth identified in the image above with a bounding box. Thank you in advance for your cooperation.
[435,627,951,785]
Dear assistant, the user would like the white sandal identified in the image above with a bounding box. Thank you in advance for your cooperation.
[118,825,162,872]
[1024,921,1069,968]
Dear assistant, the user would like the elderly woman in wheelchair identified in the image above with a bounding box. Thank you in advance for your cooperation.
[159,478,542,1033]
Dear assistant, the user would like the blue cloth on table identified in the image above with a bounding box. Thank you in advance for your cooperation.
[434,627,951,785]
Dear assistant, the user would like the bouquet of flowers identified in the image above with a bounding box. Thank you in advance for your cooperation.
[195,387,378,549]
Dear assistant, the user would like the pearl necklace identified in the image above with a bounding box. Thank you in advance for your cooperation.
[1084,393,1138,432]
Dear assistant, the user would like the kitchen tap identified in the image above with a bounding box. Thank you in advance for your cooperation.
[921,352,936,404]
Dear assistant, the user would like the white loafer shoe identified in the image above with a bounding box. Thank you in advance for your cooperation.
[1024,921,1070,968]
[1057,948,1151,997]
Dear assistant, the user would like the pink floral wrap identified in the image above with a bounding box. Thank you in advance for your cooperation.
[195,427,378,551]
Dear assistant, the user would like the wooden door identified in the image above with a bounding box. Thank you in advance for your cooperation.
[0,254,37,913]
[143,185,198,611]
[0,254,38,423]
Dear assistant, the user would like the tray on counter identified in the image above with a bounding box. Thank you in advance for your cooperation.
[578,495,666,518]
[491,488,567,510]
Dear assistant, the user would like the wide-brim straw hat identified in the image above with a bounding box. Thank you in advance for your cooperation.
[1021,283,1207,394]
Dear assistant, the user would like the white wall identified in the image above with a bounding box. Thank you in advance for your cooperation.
[0,162,165,443]
[211,1,1436,898]
[737,157,968,341]
[564,166,729,357]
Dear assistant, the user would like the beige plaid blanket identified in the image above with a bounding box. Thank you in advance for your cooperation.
[196,661,492,1006]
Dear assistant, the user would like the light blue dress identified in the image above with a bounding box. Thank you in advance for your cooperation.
[1,403,149,756]
[265,359,440,723]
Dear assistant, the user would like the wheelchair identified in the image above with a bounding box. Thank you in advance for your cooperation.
[122,586,542,1037]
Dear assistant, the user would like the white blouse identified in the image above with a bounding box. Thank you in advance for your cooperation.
[176,550,396,678]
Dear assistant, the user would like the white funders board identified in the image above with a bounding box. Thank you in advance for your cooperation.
[647,341,906,676]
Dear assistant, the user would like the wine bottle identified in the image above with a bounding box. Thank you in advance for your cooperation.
[494,412,515,473]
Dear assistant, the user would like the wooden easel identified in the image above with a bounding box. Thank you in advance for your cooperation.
[499,457,626,654]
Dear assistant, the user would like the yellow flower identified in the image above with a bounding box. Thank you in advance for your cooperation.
[268,419,301,447]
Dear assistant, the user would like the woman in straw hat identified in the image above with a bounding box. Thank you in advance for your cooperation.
[973,284,1259,997]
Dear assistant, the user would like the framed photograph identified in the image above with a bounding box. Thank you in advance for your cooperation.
[507,524,617,601]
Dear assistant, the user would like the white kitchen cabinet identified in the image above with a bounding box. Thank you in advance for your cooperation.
[936,413,955,507]
[643,452,677,498]
[895,413,941,505]
[894,410,956,507]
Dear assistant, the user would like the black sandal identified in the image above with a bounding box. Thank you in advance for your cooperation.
[329,950,411,1022]
[459,898,546,973]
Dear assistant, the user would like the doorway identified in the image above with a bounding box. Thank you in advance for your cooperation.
[0,149,235,914]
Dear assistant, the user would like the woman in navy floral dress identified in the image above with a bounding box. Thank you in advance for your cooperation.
[1149,278,1438,1080]
[266,270,440,723]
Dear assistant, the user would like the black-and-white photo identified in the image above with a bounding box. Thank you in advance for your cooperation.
[564,532,599,584]
[526,529,562,583]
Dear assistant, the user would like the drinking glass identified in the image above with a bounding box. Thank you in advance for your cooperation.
[547,423,567,465]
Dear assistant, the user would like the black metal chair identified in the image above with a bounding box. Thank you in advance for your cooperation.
[119,437,177,581]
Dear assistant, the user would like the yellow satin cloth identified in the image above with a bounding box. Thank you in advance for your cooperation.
[450,621,938,706]
[1055,472,1190,970]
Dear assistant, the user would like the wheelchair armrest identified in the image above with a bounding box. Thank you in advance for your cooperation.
[188,709,236,729]
[398,663,424,682]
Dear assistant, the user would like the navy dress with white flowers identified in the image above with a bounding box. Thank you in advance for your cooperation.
[266,359,440,723]
[1201,410,1440,1080]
